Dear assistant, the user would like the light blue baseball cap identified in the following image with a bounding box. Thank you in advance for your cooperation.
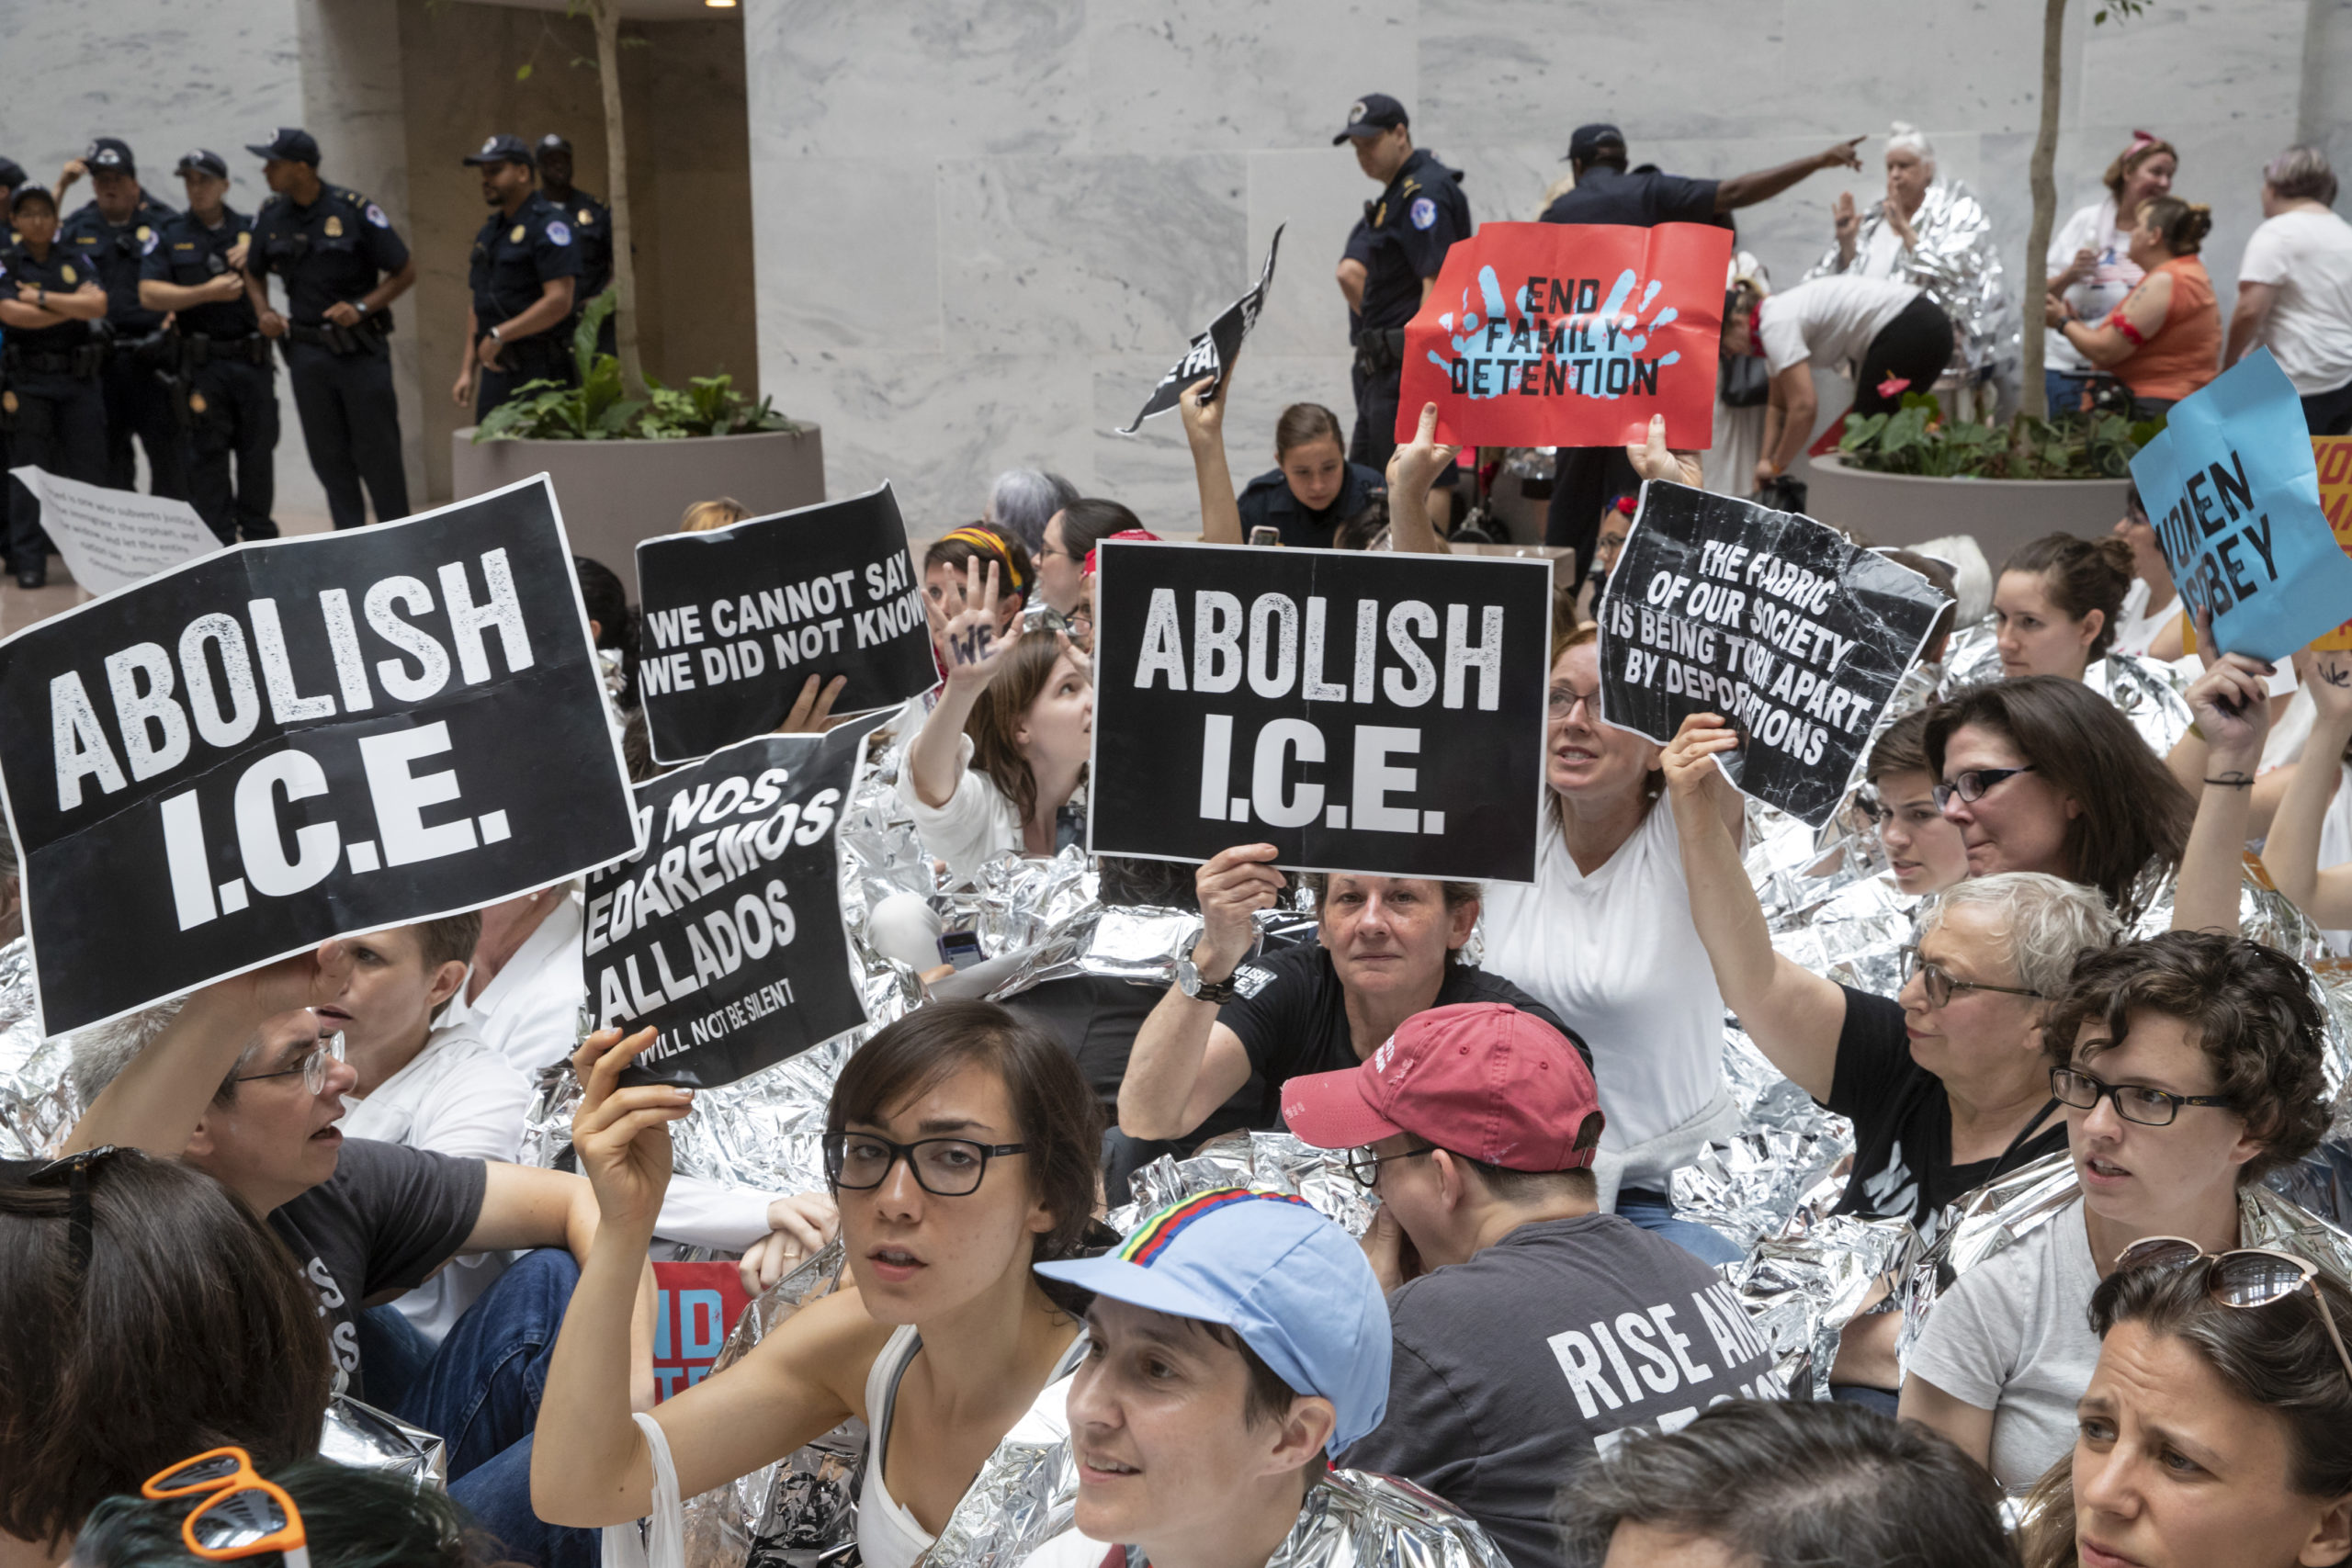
[1036,1188,1392,1455]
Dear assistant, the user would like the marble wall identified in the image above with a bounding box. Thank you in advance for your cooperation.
[746,0,2347,537]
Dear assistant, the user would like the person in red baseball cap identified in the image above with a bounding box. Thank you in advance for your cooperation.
[1283,1003,1781,1568]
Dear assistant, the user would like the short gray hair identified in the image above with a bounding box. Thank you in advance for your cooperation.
[982,469,1081,556]
[1886,120,1937,173]
[67,998,194,1107]
[2264,144,2339,206]
[1921,872,2120,998]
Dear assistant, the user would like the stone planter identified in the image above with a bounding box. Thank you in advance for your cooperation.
[1804,451,2132,567]
[450,424,825,595]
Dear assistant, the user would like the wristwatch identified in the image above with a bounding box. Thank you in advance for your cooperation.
[355,300,370,318]
[1176,955,1239,1005]
[487,322,502,342]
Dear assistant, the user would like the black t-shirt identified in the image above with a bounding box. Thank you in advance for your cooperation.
[1235,462,1387,547]
[1219,945,1589,1127]
[268,1137,486,1402]
[1538,164,1721,230]
[1342,1215,1781,1568]
[1359,148,1471,334]
[1823,986,2066,1241]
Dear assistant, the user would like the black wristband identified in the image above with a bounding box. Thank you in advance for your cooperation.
[2202,776,2254,788]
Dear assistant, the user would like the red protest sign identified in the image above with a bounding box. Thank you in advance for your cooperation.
[1396,221,1732,449]
[650,1260,752,1402]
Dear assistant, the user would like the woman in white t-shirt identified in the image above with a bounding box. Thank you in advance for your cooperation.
[2263,649,2352,955]
[1900,931,2330,1492]
[2045,133,2178,415]
[1725,276,1955,493]
[1991,533,2138,682]
[2226,144,2352,434]
[2107,485,2187,660]
[1479,623,1744,1264]
[901,557,1093,886]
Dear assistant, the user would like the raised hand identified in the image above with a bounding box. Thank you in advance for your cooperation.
[775,672,849,734]
[2305,649,2352,724]
[1387,400,1461,502]
[1661,711,1742,811]
[2183,652,2276,780]
[938,556,1017,690]
[570,1026,692,1234]
[1626,412,1702,487]
[1192,844,1286,978]
[1178,349,1237,449]
[1819,135,1866,173]
[1832,191,1860,254]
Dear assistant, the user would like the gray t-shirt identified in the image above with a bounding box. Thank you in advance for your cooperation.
[1905,1197,2102,1490]
[1341,1214,1781,1568]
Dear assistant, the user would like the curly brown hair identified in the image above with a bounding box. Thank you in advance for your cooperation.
[2040,931,2331,1181]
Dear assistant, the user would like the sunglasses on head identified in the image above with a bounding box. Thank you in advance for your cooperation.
[2114,1236,2352,1386]
[142,1447,309,1568]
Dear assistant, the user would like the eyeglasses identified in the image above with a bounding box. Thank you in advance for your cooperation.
[1547,682,1600,718]
[1899,947,2043,1010]
[822,1131,1027,1197]
[142,1447,311,1568]
[2113,1236,2352,1385]
[1345,1144,1436,1188]
[2050,1066,2233,1127]
[234,1033,345,1095]
[1932,764,2035,812]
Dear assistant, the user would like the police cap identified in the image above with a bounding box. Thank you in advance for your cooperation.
[537,134,573,153]
[175,148,230,180]
[246,128,322,164]
[85,137,137,175]
[463,134,535,168]
[1333,94,1408,145]
[1566,123,1627,163]
[9,182,57,215]
[0,158,26,191]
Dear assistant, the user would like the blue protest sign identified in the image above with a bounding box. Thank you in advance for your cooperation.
[2128,350,2352,661]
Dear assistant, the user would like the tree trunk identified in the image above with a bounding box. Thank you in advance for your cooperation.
[589,0,647,400]
[2021,0,2067,423]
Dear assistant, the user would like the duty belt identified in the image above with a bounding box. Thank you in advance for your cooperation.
[285,314,391,355]
[1352,327,1407,378]
[1,344,104,378]
[183,333,271,368]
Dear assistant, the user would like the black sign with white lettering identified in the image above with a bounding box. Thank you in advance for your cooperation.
[1119,225,1283,434]
[0,476,639,1035]
[1089,540,1551,882]
[586,718,880,1089]
[636,482,937,765]
[1597,482,1948,828]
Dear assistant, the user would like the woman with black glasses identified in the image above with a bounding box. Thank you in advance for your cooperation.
[530,1001,1103,1568]
[1902,931,2332,1491]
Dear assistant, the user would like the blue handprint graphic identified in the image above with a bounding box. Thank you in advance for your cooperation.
[1428,265,1682,401]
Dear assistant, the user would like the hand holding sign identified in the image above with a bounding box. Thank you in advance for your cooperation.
[1659,711,1744,818]
[1626,412,1702,488]
[2182,652,2276,780]
[1193,843,1287,976]
[571,1024,692,1235]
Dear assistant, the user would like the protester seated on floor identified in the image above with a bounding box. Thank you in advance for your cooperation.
[2259,649,2352,955]
[56,950,825,1568]
[1477,621,1745,1263]
[70,1454,510,1568]
[1012,1190,1426,1568]
[1992,534,2138,682]
[2107,487,2188,660]
[572,553,638,713]
[1035,497,1144,621]
[900,562,1091,888]
[2015,1243,2352,1568]
[1926,676,2195,926]
[1554,1399,2019,1568]
[679,496,750,534]
[1282,1003,1776,1568]
[1,1152,333,1568]
[1571,494,1634,624]
[1901,931,2331,1491]
[532,1001,1101,1568]
[922,523,1032,646]
[1860,709,1973,897]
[1114,843,1584,1147]
[983,468,1080,558]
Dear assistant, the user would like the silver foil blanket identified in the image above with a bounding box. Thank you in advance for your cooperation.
[1939,623,2193,758]
[320,1393,447,1487]
[0,935,74,1160]
[1111,1131,1376,1237]
[1803,176,2019,383]
[680,1241,862,1568]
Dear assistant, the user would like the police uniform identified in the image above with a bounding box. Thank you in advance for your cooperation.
[537,134,615,356]
[0,216,109,581]
[466,182,582,418]
[142,169,278,543]
[1335,98,1471,474]
[58,142,188,500]
[1237,462,1386,549]
[246,132,410,530]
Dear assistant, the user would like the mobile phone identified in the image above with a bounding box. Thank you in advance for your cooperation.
[1249,526,1282,547]
[937,929,985,970]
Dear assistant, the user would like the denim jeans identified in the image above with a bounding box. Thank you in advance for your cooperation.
[375,1249,601,1568]
[1614,1187,1745,1267]
[2044,369,2095,417]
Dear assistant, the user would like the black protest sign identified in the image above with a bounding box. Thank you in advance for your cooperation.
[1089,540,1552,882]
[586,716,881,1089]
[636,483,935,764]
[0,476,639,1036]
[1119,225,1284,434]
[1596,482,1947,828]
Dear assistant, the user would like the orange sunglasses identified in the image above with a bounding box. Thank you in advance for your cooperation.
[141,1447,310,1568]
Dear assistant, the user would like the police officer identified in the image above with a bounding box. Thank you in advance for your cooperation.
[55,137,188,500]
[140,149,278,544]
[453,134,580,420]
[1236,404,1386,547]
[243,128,416,530]
[1335,94,1471,477]
[535,133,613,354]
[0,159,26,243]
[0,184,110,587]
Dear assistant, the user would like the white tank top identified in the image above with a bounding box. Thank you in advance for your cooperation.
[857,1326,933,1568]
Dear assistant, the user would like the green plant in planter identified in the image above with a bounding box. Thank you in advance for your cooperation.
[471,293,802,443]
[1836,390,2160,480]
